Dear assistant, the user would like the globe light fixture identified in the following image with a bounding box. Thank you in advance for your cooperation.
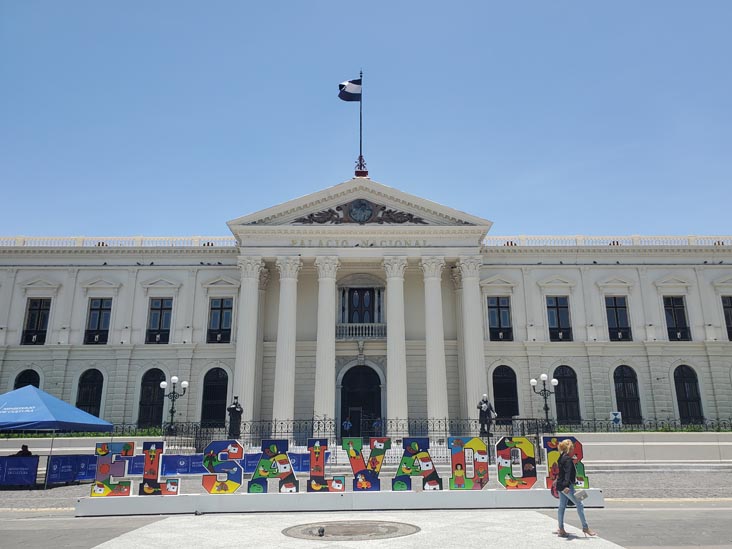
[159,375,188,434]
[530,373,559,426]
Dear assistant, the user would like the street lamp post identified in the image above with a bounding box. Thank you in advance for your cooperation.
[530,373,559,428]
[160,375,189,435]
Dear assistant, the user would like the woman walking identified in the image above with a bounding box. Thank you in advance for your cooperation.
[555,439,596,538]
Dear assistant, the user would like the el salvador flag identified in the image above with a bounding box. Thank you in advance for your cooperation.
[338,78,362,101]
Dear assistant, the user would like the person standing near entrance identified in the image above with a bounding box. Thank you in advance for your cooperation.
[342,416,352,438]
[227,397,243,439]
[477,394,495,437]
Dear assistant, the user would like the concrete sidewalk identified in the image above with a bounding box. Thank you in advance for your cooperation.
[94,510,621,548]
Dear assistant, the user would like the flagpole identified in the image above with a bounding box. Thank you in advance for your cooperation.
[359,70,363,159]
[355,70,368,177]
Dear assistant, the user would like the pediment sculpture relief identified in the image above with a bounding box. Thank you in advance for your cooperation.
[294,199,429,225]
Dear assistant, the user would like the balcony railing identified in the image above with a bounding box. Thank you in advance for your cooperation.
[668,327,691,341]
[489,327,513,341]
[336,323,387,340]
[609,327,632,341]
[549,328,573,342]
[484,235,732,247]
[21,330,46,345]
[145,329,170,344]
[84,330,109,345]
[2,235,730,249]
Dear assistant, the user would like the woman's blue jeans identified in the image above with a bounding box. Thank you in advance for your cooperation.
[558,485,588,529]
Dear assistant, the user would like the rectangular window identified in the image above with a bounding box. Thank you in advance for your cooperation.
[546,296,572,341]
[605,296,632,341]
[22,298,51,345]
[146,298,172,344]
[723,296,732,341]
[207,298,233,343]
[84,298,112,344]
[487,296,513,341]
[664,296,690,341]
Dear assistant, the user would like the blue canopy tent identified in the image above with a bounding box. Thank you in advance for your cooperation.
[0,385,113,432]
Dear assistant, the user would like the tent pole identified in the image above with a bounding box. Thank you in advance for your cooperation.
[44,430,55,490]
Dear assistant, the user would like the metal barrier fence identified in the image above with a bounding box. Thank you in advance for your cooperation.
[3,417,730,467]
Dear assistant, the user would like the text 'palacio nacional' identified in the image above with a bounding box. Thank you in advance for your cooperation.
[1,177,732,431]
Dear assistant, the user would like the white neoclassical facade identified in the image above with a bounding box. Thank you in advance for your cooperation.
[1,177,732,429]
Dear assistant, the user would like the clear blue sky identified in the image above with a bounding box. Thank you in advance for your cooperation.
[1,1,730,237]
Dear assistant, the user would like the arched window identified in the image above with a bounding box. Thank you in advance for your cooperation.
[493,365,519,420]
[674,365,703,424]
[613,366,642,424]
[201,368,228,427]
[137,368,165,428]
[76,369,104,417]
[553,365,581,423]
[14,369,40,389]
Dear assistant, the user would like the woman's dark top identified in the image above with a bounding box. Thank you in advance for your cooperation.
[556,452,576,492]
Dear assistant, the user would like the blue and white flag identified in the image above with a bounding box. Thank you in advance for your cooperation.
[338,78,362,101]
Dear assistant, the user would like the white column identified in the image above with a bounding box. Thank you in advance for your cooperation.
[313,256,340,424]
[451,266,468,417]
[252,267,270,421]
[233,257,263,423]
[272,256,302,422]
[421,257,449,421]
[383,257,409,427]
[458,255,487,420]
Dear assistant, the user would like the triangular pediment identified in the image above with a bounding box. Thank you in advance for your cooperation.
[141,277,181,295]
[81,278,121,291]
[480,275,516,287]
[227,178,492,228]
[597,277,633,291]
[713,275,732,289]
[21,278,60,291]
[202,276,240,289]
[480,275,516,294]
[654,276,690,288]
[537,276,576,289]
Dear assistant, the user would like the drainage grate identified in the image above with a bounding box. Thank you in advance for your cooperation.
[282,520,421,541]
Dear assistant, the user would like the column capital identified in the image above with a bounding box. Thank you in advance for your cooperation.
[314,256,340,280]
[237,256,264,279]
[383,256,408,278]
[458,255,483,279]
[450,265,463,290]
[276,256,302,280]
[259,267,270,291]
[420,256,445,279]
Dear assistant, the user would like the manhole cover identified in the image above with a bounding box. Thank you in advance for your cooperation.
[282,520,421,541]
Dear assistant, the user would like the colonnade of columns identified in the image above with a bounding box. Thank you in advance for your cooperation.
[233,254,487,424]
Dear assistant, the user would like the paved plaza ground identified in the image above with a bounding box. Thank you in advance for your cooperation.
[1,470,732,548]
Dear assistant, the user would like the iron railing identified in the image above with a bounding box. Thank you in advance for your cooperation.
[554,418,732,432]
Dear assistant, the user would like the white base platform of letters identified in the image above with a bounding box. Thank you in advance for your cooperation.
[75,488,604,516]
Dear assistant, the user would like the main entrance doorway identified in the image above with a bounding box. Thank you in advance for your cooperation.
[340,365,382,438]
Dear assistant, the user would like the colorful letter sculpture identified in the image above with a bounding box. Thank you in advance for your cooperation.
[306,438,345,492]
[447,437,489,490]
[542,436,589,497]
[247,439,298,493]
[392,438,442,491]
[202,439,244,494]
[91,441,134,497]
[342,437,390,491]
[495,437,537,489]
[86,436,593,499]
[139,441,180,496]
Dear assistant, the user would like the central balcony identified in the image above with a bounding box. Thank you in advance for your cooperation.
[336,323,387,340]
